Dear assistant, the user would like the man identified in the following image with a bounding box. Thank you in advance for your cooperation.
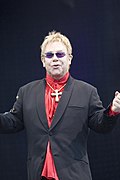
[0,31,120,180]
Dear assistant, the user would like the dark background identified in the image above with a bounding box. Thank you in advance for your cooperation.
[0,0,120,179]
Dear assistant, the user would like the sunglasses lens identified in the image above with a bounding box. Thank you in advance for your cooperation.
[45,52,66,58]
[45,52,54,58]
[56,52,65,58]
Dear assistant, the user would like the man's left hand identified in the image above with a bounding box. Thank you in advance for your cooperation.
[111,91,120,113]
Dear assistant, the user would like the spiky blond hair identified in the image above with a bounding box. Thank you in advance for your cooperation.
[40,30,73,61]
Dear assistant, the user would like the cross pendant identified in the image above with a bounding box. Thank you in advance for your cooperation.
[51,90,62,102]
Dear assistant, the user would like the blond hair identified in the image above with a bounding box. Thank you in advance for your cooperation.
[40,30,73,61]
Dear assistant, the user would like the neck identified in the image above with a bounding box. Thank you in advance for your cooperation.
[50,75,63,80]
[46,72,70,85]
[47,73,68,80]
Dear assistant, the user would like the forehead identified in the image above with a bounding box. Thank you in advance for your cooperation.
[45,41,67,52]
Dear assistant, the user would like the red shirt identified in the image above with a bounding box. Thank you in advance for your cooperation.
[41,72,70,180]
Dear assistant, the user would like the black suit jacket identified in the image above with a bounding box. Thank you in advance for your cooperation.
[0,76,118,180]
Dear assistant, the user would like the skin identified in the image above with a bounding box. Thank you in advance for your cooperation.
[112,91,120,112]
[42,41,72,80]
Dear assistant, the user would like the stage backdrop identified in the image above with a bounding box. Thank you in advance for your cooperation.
[0,0,120,179]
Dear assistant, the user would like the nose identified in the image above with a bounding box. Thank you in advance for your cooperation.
[52,54,59,61]
[53,58,58,62]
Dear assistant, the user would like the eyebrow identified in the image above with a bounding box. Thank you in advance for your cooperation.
[45,50,64,53]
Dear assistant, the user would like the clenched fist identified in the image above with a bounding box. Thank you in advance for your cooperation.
[111,91,120,113]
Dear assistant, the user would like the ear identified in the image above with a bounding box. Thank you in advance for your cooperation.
[68,59,71,65]
[42,61,45,67]
[68,55,73,65]
[41,57,45,67]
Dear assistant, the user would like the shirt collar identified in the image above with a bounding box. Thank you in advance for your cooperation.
[46,72,70,85]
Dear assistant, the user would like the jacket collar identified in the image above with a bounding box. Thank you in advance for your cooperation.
[36,76,75,130]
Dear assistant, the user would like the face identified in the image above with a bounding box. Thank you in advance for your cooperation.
[42,41,72,79]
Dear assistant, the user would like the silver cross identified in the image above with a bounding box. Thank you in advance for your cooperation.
[51,90,62,102]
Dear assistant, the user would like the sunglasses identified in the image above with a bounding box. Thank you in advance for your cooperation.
[44,52,66,59]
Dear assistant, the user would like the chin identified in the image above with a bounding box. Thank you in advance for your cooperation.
[51,71,61,76]
[51,73,63,79]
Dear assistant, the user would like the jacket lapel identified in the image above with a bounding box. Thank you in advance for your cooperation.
[49,76,75,130]
[36,76,75,131]
[36,79,49,130]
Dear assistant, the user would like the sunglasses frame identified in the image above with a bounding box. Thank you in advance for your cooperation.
[44,52,66,59]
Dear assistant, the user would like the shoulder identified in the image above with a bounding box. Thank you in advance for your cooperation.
[72,77,96,91]
[19,79,45,92]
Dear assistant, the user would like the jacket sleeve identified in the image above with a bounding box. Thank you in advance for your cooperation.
[0,87,24,133]
[88,87,119,133]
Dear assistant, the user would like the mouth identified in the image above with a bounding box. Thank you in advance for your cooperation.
[52,64,61,69]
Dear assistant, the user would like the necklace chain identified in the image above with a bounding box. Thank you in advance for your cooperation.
[46,81,66,102]
[46,81,66,92]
